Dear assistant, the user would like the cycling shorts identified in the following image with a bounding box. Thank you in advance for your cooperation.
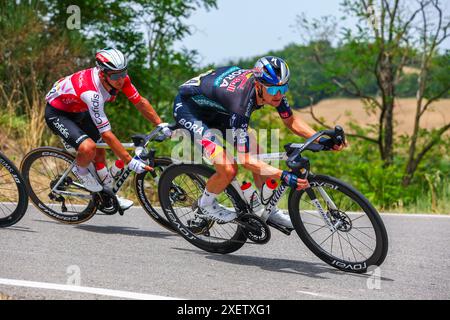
[44,103,102,150]
[173,94,230,159]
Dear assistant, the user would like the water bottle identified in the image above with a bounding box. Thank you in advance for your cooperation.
[95,162,113,188]
[261,178,278,205]
[109,159,125,180]
[240,181,264,217]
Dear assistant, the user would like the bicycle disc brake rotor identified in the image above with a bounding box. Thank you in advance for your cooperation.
[186,201,214,235]
[49,175,73,192]
[238,214,271,244]
[48,176,74,212]
[169,184,187,203]
[330,210,352,232]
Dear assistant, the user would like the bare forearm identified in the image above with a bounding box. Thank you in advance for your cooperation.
[135,98,162,126]
[239,154,283,179]
[285,114,316,138]
[101,131,132,164]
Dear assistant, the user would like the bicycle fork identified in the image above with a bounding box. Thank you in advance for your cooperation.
[304,187,338,232]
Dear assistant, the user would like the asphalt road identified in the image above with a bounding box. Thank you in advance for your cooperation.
[0,205,449,300]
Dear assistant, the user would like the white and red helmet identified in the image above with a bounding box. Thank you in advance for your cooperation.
[95,48,128,72]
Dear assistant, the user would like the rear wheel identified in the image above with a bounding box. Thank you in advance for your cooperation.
[159,164,248,254]
[20,147,97,224]
[0,152,28,227]
[288,174,388,273]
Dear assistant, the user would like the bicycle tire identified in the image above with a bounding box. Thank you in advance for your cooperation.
[134,157,177,233]
[288,174,388,273]
[159,163,248,254]
[20,147,97,224]
[0,152,28,227]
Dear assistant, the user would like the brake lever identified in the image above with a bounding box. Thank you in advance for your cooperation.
[154,134,168,142]
[139,149,156,164]
[334,125,345,146]
[138,149,157,177]
[320,126,345,147]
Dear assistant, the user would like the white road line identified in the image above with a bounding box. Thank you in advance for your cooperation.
[0,278,182,300]
[296,290,342,300]
[379,213,450,218]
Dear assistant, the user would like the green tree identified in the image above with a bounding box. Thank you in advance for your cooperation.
[0,0,90,150]
[43,0,217,110]
[295,0,450,185]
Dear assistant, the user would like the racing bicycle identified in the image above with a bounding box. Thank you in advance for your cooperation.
[158,126,389,273]
[20,125,176,231]
[0,151,28,227]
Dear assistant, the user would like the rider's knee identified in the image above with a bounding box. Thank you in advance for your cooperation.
[78,139,97,159]
[219,164,238,180]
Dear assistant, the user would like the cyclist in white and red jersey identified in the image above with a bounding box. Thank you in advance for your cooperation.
[45,48,171,210]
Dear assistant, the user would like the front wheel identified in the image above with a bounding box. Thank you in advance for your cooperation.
[134,157,177,233]
[288,174,388,273]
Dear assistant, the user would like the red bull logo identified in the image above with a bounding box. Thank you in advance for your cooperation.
[200,139,222,160]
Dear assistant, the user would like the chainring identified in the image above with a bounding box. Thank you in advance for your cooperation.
[96,190,119,215]
[238,214,271,244]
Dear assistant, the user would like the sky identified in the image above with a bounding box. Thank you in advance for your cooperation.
[174,0,450,67]
[174,0,355,66]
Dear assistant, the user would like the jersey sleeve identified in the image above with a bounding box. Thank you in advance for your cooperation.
[276,96,293,119]
[81,91,111,134]
[121,76,141,105]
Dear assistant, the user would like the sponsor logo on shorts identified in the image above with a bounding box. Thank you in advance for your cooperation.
[178,118,204,135]
[52,118,70,139]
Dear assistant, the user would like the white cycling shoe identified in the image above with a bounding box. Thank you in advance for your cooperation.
[268,207,294,229]
[72,167,103,192]
[117,197,133,211]
[197,199,237,223]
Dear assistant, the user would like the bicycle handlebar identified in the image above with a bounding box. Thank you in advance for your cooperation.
[286,126,345,164]
[133,123,177,165]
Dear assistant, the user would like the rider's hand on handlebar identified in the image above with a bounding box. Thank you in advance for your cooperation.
[157,123,173,138]
[128,157,153,174]
[281,171,310,190]
[318,137,348,151]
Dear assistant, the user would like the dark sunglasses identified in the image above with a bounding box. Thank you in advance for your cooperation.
[106,70,128,80]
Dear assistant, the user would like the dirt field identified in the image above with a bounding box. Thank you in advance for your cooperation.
[297,98,449,136]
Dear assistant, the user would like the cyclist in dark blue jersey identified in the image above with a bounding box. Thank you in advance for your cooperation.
[172,56,344,228]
